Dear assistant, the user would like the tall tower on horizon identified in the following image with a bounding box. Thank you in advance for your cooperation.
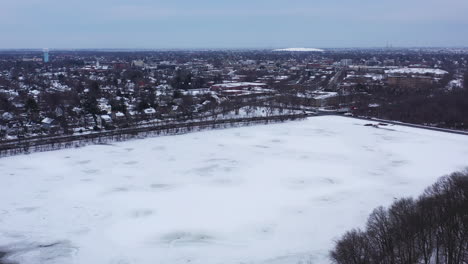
[43,48,49,63]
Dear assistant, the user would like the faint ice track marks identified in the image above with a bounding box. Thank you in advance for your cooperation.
[76,160,91,165]
[152,146,166,151]
[82,169,99,174]
[16,207,39,213]
[391,159,408,167]
[158,232,218,246]
[150,183,175,191]
[253,145,270,149]
[190,159,238,177]
[123,161,138,165]
[130,209,154,218]
[307,128,336,137]
[105,186,139,194]
[286,177,338,190]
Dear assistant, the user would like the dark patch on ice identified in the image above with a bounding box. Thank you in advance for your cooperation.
[259,225,275,235]
[16,207,38,213]
[124,148,134,152]
[38,242,60,248]
[131,209,153,218]
[271,139,282,143]
[205,158,229,162]
[0,241,76,264]
[82,169,99,174]
[218,144,225,147]
[150,184,172,190]
[211,178,239,186]
[152,146,166,151]
[64,156,71,159]
[362,145,375,152]
[160,232,216,246]
[382,135,396,141]
[192,165,220,176]
[391,160,408,167]
[370,170,384,176]
[45,175,63,182]
[288,178,318,189]
[77,160,91,165]
[323,178,336,184]
[111,187,130,192]
[253,145,270,149]
[124,161,138,165]
[0,251,14,264]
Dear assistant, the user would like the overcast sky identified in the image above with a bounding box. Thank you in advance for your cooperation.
[1,0,467,49]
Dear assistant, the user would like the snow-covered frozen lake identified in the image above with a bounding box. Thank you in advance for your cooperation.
[1,116,468,264]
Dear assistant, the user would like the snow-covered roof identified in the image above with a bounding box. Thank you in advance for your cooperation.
[212,82,266,89]
[41,117,55,124]
[385,68,448,75]
[100,115,112,121]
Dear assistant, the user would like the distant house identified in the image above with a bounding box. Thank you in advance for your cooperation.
[41,117,57,129]
[114,112,125,119]
[2,112,14,121]
[97,115,112,127]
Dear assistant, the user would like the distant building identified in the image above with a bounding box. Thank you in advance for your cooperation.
[387,76,434,89]
[43,48,49,63]
[210,82,267,91]
[340,59,353,67]
[132,60,145,68]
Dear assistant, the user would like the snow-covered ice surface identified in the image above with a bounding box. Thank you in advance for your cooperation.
[1,116,468,264]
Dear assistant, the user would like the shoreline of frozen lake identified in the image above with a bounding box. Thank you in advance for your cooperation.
[0,116,467,264]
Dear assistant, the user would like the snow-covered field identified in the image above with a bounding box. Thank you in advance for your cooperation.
[1,116,468,264]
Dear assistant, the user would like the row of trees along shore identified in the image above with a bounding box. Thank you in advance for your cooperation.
[331,171,468,264]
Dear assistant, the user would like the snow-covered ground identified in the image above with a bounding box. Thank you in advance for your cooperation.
[1,116,468,264]
[385,67,448,75]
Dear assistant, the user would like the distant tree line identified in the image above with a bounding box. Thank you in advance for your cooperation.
[330,171,468,264]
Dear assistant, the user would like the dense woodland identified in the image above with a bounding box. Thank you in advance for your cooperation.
[331,171,468,264]
[353,71,468,129]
